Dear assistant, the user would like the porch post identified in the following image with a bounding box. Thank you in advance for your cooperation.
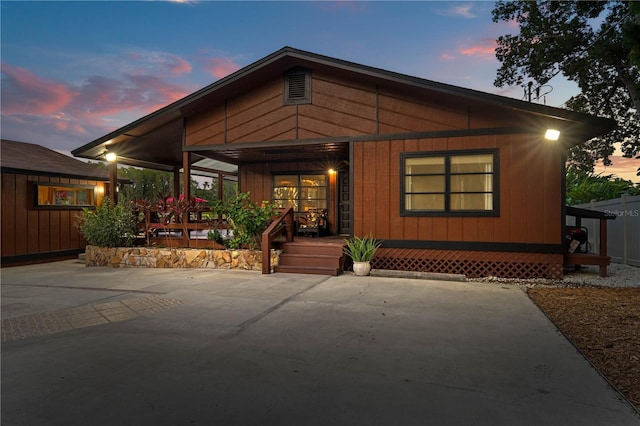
[183,151,191,201]
[108,158,118,205]
[218,172,224,201]
[173,167,181,200]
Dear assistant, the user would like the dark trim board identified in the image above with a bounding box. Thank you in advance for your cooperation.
[381,240,564,254]
[1,249,85,266]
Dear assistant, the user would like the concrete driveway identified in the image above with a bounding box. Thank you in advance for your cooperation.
[2,260,639,426]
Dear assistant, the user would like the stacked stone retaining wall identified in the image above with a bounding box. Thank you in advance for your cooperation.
[84,246,280,271]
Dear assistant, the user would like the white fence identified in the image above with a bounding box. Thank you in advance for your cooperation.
[569,194,640,266]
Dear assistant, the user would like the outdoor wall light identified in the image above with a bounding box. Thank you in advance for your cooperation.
[104,150,117,162]
[545,129,560,141]
[328,169,336,175]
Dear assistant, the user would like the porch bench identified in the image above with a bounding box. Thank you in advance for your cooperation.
[564,253,611,277]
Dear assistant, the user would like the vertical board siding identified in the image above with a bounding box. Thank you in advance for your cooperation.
[14,174,28,255]
[1,173,16,256]
[353,134,563,245]
[1,172,103,261]
[361,142,377,235]
[376,140,392,238]
[388,140,404,240]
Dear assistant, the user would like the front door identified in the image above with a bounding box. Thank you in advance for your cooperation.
[338,172,351,235]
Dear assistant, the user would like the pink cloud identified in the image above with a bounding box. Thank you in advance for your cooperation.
[440,53,456,61]
[459,41,496,58]
[203,57,242,79]
[1,63,75,115]
[169,57,192,75]
[68,73,189,129]
[1,60,192,146]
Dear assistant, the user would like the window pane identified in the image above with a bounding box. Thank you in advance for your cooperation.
[273,173,327,214]
[36,184,95,207]
[300,187,327,200]
[450,174,493,192]
[273,175,297,186]
[301,200,327,211]
[405,194,445,211]
[273,199,298,210]
[405,157,445,174]
[450,154,493,173]
[301,175,326,186]
[405,175,445,193]
[450,194,493,210]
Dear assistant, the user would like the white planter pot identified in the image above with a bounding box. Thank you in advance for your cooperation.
[353,261,371,276]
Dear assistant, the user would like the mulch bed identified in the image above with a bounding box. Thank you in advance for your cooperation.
[527,287,640,410]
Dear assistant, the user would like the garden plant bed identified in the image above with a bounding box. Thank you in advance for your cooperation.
[528,287,640,410]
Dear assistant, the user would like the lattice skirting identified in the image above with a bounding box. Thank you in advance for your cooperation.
[372,248,564,279]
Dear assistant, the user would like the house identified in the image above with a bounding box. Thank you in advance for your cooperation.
[1,140,111,265]
[71,47,615,279]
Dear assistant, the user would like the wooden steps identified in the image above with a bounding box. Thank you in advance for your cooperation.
[274,239,346,276]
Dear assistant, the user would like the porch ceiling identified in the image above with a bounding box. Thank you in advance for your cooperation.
[75,116,348,173]
[189,139,350,165]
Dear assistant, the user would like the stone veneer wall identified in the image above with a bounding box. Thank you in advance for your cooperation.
[85,245,280,271]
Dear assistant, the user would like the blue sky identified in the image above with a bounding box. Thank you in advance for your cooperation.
[1,1,635,179]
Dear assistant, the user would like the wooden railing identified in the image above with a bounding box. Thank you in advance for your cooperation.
[261,207,295,274]
[135,206,229,249]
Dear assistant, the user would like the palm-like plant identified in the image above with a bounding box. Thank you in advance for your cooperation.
[343,234,382,262]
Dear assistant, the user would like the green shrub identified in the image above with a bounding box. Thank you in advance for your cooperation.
[76,198,138,247]
[210,192,278,249]
[343,233,382,262]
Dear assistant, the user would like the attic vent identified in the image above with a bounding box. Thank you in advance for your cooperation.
[284,69,311,105]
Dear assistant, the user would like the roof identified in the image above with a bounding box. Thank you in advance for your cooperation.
[566,206,617,220]
[72,46,617,169]
[1,139,111,180]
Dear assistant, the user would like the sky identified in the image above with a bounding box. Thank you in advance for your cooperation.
[1,0,637,181]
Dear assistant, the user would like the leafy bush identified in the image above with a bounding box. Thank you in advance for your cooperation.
[343,233,382,262]
[566,169,640,205]
[211,192,277,249]
[76,198,138,247]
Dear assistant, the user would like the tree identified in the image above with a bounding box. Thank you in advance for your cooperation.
[566,169,640,205]
[118,167,173,202]
[492,0,640,174]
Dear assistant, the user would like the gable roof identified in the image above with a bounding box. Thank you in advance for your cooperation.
[72,46,616,169]
[1,139,110,180]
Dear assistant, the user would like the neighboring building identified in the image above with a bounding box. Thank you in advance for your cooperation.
[1,140,109,265]
[72,47,615,279]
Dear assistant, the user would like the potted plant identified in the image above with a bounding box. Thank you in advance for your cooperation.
[343,233,382,276]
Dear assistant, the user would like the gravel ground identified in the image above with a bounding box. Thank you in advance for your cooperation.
[471,262,640,288]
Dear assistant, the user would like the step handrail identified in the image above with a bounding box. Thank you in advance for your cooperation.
[261,207,295,274]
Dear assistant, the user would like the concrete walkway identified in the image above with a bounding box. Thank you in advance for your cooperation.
[2,260,639,426]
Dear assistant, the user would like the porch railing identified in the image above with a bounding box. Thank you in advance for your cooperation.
[261,207,295,274]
